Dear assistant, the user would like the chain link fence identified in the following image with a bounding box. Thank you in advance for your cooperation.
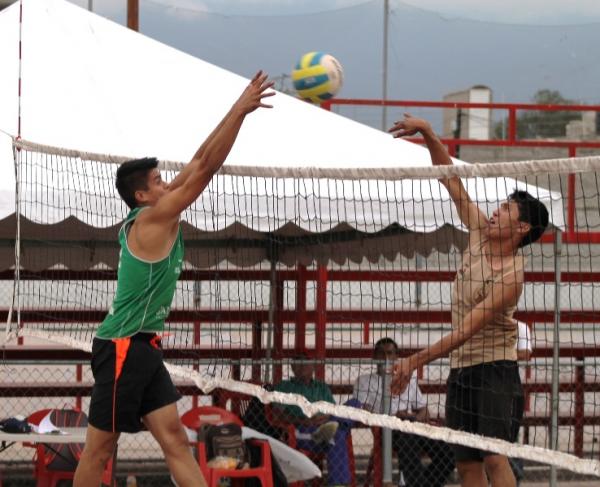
[2,352,600,486]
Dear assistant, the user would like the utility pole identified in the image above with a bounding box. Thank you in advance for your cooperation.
[381,0,389,130]
[127,0,139,31]
[453,109,463,159]
[87,0,93,11]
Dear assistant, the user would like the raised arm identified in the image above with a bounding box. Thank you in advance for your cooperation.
[391,275,523,394]
[388,114,488,231]
[147,72,274,223]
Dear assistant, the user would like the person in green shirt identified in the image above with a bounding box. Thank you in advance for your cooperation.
[272,353,356,487]
[73,72,274,487]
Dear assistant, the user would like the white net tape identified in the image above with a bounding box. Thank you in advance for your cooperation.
[13,138,600,180]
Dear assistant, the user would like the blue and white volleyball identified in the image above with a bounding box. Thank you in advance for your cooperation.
[292,52,344,104]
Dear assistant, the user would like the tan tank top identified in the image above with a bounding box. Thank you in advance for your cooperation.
[450,228,524,369]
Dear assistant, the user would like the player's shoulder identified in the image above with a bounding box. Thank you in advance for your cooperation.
[467,224,488,247]
[134,205,180,232]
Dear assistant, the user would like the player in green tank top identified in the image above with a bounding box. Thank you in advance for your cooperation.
[74,72,274,487]
[96,205,185,339]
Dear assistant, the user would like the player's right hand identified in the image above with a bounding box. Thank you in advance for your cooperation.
[234,70,275,115]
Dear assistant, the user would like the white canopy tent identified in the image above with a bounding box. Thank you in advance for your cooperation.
[0,0,564,269]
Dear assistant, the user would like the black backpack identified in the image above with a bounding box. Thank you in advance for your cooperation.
[200,422,288,487]
[241,385,282,439]
[202,423,248,468]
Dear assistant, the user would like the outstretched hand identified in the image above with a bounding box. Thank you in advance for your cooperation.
[234,71,275,115]
[391,357,415,396]
[388,113,432,138]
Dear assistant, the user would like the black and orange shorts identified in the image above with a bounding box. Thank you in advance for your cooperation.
[89,332,181,433]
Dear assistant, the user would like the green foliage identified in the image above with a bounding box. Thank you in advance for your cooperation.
[493,90,581,139]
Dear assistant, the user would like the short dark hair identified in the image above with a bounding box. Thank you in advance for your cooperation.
[115,157,159,209]
[292,350,313,361]
[508,190,550,248]
[374,337,398,355]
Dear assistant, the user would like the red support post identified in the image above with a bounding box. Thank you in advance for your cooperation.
[75,364,82,410]
[193,321,201,408]
[567,145,577,241]
[575,360,585,457]
[273,278,285,385]
[295,265,307,352]
[508,107,517,142]
[251,320,263,383]
[315,265,328,380]
[523,361,532,447]
[127,0,139,31]
[363,321,370,345]
[193,321,201,345]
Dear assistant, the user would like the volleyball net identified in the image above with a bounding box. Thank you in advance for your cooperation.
[6,137,600,478]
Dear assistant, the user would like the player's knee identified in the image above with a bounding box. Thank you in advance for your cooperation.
[81,443,115,468]
[483,454,509,474]
[456,460,483,478]
[159,422,190,453]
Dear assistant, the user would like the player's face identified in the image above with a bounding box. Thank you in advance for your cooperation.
[488,200,526,241]
[140,169,169,205]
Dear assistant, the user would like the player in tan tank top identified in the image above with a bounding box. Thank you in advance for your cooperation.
[388,115,549,487]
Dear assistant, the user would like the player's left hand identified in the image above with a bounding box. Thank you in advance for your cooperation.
[388,113,431,138]
[391,357,414,395]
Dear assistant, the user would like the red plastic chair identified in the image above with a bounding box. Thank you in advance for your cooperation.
[26,408,116,487]
[265,405,356,487]
[181,406,273,487]
[364,427,384,487]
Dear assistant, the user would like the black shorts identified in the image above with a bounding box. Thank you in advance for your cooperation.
[89,333,181,433]
[446,360,522,462]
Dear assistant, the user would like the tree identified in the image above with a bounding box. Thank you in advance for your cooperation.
[494,89,581,139]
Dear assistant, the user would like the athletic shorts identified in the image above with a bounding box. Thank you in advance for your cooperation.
[89,332,181,433]
[446,360,522,462]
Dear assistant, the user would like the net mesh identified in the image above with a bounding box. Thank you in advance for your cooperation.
[7,138,600,481]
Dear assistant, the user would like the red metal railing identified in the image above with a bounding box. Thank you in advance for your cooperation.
[322,98,600,244]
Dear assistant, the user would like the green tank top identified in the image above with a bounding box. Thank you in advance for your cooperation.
[96,207,184,339]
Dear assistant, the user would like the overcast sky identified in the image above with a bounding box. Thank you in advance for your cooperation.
[65,0,600,114]
[71,0,600,25]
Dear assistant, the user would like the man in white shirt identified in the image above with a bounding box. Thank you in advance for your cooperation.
[516,320,533,362]
[353,338,454,487]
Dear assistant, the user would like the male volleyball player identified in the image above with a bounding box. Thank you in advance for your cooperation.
[73,72,274,487]
[388,115,548,487]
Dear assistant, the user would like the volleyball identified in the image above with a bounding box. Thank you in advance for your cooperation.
[292,52,344,104]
